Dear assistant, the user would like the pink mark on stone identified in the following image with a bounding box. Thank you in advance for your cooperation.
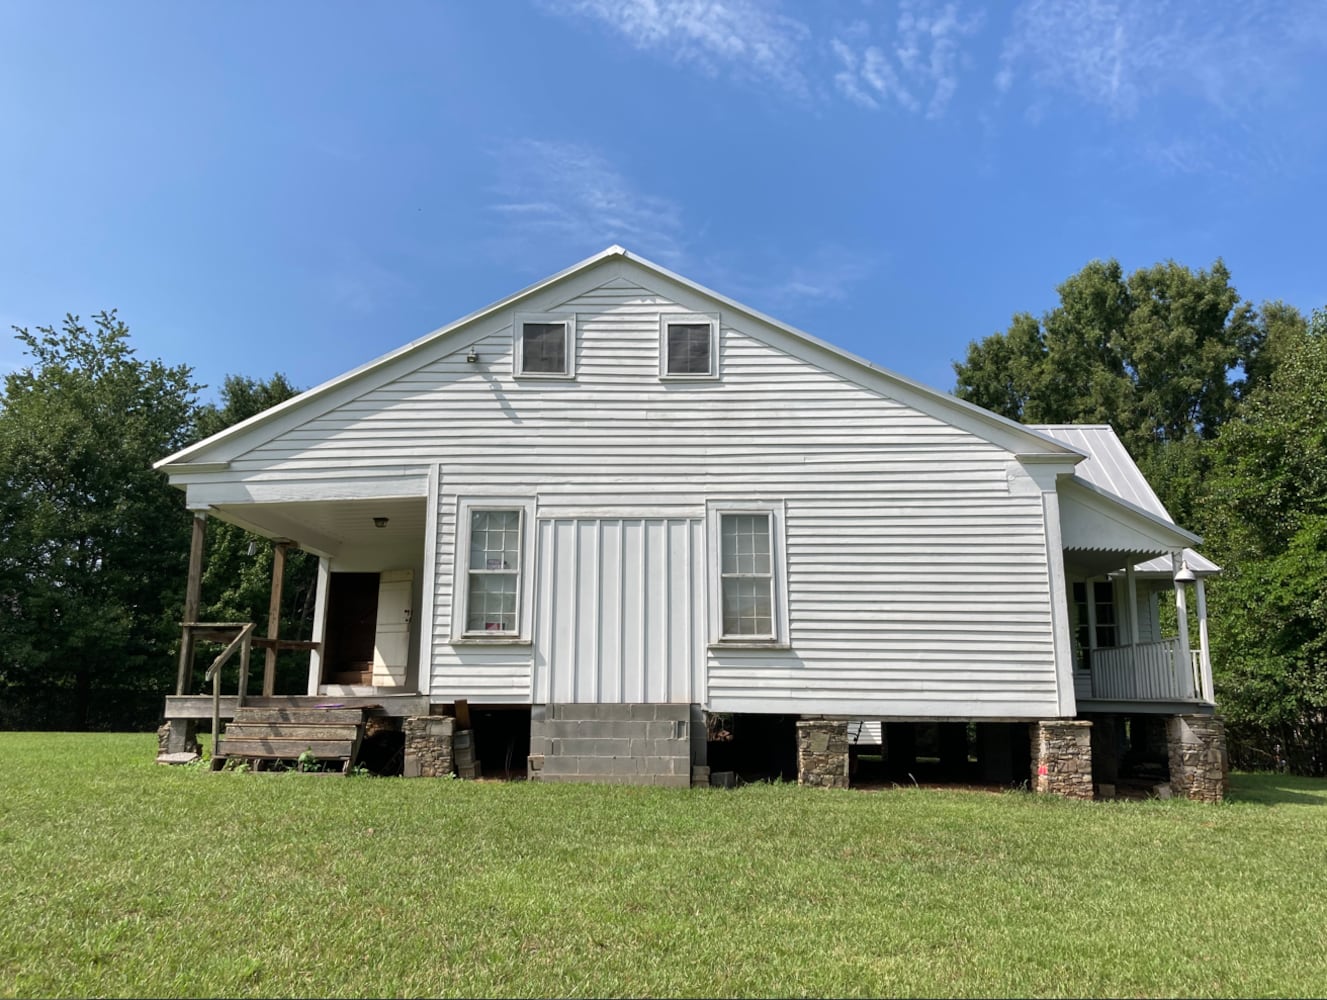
[1037,765,1049,776]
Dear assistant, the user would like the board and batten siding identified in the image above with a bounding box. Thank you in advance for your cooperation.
[532,517,706,705]
[213,276,1063,717]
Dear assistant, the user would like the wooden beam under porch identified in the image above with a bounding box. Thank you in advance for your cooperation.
[164,693,430,721]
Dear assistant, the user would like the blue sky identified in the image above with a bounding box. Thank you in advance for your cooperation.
[2,1,1325,402]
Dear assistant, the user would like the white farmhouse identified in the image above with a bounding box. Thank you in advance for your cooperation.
[155,247,1227,801]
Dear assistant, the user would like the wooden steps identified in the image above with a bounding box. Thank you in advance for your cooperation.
[213,705,370,773]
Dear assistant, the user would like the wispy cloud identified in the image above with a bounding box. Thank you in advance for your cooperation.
[546,0,984,119]
[702,243,877,315]
[774,244,875,305]
[831,1,984,119]
[487,140,872,307]
[320,243,413,316]
[998,0,1327,120]
[543,0,812,97]
[488,139,687,266]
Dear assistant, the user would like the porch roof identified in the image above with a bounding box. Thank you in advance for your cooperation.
[1033,424,1220,578]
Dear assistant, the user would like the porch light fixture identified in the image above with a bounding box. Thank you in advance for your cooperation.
[373,516,389,529]
[1174,562,1197,584]
[466,346,479,363]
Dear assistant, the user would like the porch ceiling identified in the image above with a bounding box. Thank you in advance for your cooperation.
[210,496,428,558]
[1063,549,1153,578]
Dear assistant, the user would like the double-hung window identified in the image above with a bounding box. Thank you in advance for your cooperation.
[454,498,535,641]
[708,501,787,645]
[660,313,719,379]
[514,313,575,378]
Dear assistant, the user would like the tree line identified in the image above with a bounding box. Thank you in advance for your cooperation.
[956,261,1326,774]
[2,270,1324,774]
[0,313,314,730]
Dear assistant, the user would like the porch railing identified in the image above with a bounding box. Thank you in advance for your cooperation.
[200,622,256,752]
[1090,639,1205,702]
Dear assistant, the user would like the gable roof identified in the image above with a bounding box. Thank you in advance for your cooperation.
[1032,424,1219,576]
[156,246,1084,473]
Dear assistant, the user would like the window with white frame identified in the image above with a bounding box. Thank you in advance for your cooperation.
[515,313,574,378]
[709,501,787,644]
[455,503,532,638]
[660,313,718,378]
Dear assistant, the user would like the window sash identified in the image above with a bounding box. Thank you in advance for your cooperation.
[465,508,522,634]
[520,322,568,375]
[719,512,774,637]
[666,322,712,375]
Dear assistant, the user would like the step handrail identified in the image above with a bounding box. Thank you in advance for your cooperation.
[203,622,256,757]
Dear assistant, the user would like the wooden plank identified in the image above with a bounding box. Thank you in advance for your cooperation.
[238,629,251,709]
[211,662,221,757]
[251,638,321,652]
[163,694,426,719]
[263,541,288,696]
[216,737,357,758]
[224,723,361,740]
[233,707,367,725]
[191,627,254,643]
[175,511,207,695]
[204,623,255,683]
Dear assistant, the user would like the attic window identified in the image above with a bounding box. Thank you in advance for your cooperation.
[660,313,718,379]
[514,313,575,378]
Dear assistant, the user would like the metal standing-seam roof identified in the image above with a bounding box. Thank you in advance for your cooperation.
[1030,424,1220,577]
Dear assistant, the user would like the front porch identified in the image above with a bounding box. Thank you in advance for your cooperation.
[160,493,432,766]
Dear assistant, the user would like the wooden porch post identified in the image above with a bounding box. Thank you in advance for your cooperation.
[1195,578,1214,702]
[1125,562,1140,648]
[1172,551,1192,693]
[262,541,289,697]
[175,511,207,695]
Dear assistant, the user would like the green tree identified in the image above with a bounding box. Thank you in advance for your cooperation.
[0,312,199,729]
[1202,309,1327,773]
[192,372,300,441]
[953,258,1274,458]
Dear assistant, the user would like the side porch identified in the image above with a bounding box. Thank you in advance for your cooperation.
[1056,468,1218,713]
[1066,550,1217,711]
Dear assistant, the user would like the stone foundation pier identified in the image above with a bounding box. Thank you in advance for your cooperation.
[1030,720,1094,799]
[796,719,849,789]
[403,716,455,777]
[1167,714,1228,803]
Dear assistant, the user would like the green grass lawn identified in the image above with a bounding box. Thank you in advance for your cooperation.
[1,733,1325,999]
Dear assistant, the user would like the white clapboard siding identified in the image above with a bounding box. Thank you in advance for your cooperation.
[203,276,1062,715]
[532,517,704,704]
